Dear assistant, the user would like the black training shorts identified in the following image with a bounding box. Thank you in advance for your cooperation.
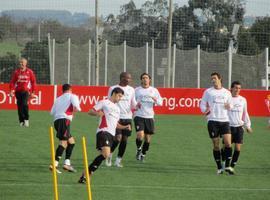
[134,116,155,135]
[231,126,244,144]
[207,120,230,139]
[96,131,114,150]
[54,118,71,140]
[116,119,132,137]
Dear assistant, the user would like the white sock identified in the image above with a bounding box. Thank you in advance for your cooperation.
[116,157,122,163]
[64,159,71,166]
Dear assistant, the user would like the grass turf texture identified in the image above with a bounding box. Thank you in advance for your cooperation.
[0,110,270,200]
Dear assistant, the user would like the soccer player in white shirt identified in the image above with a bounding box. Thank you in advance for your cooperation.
[134,73,163,161]
[226,81,252,174]
[78,87,131,183]
[50,84,81,173]
[200,72,234,175]
[106,72,137,167]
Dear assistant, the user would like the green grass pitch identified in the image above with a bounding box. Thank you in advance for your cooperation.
[0,110,270,200]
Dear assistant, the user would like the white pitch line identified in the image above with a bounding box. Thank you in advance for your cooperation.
[0,183,270,192]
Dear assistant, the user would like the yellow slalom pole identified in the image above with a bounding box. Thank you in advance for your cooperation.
[82,136,92,200]
[49,126,59,200]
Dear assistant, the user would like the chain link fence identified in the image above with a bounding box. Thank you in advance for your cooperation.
[0,0,269,89]
[50,39,267,89]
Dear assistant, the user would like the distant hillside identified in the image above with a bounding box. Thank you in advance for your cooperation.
[1,9,257,28]
[0,10,90,27]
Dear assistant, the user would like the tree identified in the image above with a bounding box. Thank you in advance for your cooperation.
[172,5,200,49]
[21,41,50,84]
[188,0,245,52]
[250,17,270,51]
[142,0,169,48]
[237,28,260,55]
[0,16,14,41]
[142,0,168,17]
[0,53,18,83]
[103,0,146,46]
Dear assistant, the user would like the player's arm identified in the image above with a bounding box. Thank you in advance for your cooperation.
[9,71,17,97]
[243,99,252,133]
[200,91,210,114]
[50,103,56,116]
[130,90,138,110]
[152,89,163,106]
[71,95,81,112]
[88,100,104,117]
[117,122,131,131]
[134,88,141,110]
[29,70,36,98]
[225,92,233,110]
[88,108,104,117]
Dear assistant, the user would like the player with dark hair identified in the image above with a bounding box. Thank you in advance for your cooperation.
[200,72,234,175]
[78,87,131,183]
[50,84,81,173]
[134,73,163,162]
[9,58,36,127]
[223,81,252,174]
[106,72,137,167]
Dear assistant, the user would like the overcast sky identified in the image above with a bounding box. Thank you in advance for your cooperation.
[0,0,269,16]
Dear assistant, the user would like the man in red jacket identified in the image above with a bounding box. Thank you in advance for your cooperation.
[9,58,36,127]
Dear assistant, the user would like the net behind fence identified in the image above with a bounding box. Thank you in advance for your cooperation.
[232,51,266,89]
[175,48,198,88]
[200,51,229,88]
[51,40,267,89]
[0,0,269,89]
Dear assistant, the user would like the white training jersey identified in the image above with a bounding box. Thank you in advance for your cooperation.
[200,87,232,122]
[134,86,163,119]
[229,95,251,128]
[93,99,120,136]
[108,85,137,119]
[50,92,81,121]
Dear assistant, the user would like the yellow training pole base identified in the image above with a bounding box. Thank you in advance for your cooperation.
[82,136,92,200]
[49,126,59,200]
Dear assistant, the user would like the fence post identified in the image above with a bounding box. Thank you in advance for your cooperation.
[88,40,91,86]
[52,38,55,85]
[172,44,176,88]
[67,38,71,84]
[228,46,232,89]
[146,42,149,73]
[197,45,200,88]
[105,40,108,86]
[266,47,269,90]
[48,33,52,85]
[151,39,155,87]
[124,40,126,72]
[167,0,173,88]
[95,0,99,86]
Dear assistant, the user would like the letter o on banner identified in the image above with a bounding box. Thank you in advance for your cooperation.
[0,90,6,104]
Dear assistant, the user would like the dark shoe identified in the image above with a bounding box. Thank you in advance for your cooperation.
[78,175,86,184]
[225,167,235,175]
[140,154,145,162]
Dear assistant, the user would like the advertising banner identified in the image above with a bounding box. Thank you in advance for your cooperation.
[1,84,269,116]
